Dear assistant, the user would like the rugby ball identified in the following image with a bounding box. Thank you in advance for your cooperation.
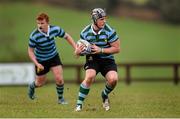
[77,39,91,55]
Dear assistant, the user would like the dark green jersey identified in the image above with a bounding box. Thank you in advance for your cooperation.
[80,23,119,59]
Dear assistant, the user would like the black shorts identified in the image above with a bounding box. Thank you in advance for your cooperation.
[84,55,117,77]
[35,54,63,76]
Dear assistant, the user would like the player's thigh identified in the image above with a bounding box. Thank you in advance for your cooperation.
[85,69,96,79]
[82,69,96,86]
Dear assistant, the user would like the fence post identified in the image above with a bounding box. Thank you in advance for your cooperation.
[126,65,131,85]
[174,64,179,85]
[76,66,81,84]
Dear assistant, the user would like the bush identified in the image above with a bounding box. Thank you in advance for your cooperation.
[160,0,180,23]
[147,0,180,24]
[74,0,108,11]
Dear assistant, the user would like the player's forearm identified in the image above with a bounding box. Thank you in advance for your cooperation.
[102,46,120,54]
[103,39,120,54]
[64,33,76,49]
[28,48,39,66]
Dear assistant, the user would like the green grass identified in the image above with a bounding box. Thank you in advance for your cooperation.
[0,82,180,118]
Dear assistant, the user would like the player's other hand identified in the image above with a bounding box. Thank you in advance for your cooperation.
[91,44,101,54]
[74,44,85,55]
[37,63,44,72]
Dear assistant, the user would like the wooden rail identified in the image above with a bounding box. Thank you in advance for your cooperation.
[63,63,180,85]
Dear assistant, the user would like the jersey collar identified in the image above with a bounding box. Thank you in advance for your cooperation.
[91,24,103,35]
[38,25,50,37]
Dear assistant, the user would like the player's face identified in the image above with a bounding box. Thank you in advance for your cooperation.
[96,17,106,29]
[37,19,48,32]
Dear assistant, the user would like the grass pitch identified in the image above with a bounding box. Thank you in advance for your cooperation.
[0,82,180,118]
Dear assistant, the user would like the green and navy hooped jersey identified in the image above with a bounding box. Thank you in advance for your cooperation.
[29,25,65,62]
[80,23,119,59]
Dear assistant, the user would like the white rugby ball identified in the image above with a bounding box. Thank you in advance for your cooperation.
[77,39,91,55]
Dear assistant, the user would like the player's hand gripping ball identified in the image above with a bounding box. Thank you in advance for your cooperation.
[77,39,92,55]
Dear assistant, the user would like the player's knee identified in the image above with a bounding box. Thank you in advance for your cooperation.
[108,76,118,87]
[36,77,46,87]
[55,76,64,85]
[84,75,95,85]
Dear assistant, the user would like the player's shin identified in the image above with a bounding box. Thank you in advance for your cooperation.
[28,81,37,100]
[101,83,114,99]
[76,83,90,110]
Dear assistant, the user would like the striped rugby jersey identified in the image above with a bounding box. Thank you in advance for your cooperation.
[80,23,119,59]
[29,25,65,62]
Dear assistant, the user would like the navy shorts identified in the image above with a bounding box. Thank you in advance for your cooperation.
[84,55,117,77]
[35,54,62,76]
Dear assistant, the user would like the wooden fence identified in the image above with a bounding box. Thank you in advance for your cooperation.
[63,63,180,85]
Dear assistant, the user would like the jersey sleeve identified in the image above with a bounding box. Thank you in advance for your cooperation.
[80,34,84,40]
[80,31,86,40]
[57,27,65,38]
[108,29,119,43]
[28,36,36,48]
